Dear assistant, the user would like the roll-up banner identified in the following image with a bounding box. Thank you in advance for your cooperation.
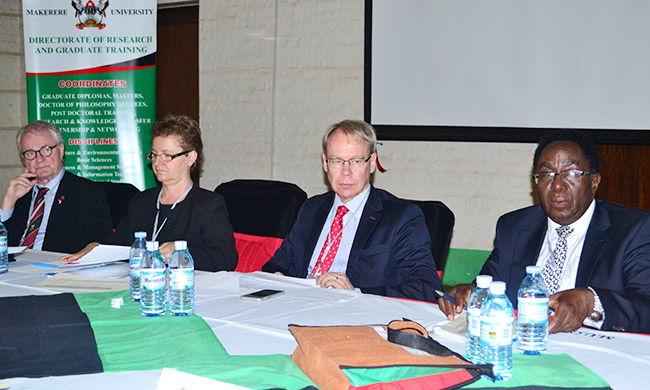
[22,0,157,190]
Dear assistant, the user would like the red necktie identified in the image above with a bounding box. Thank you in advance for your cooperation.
[311,205,349,276]
[20,187,49,249]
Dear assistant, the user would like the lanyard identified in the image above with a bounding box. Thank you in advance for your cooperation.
[152,183,193,241]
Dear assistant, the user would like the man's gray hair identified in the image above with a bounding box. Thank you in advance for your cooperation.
[16,120,65,153]
[322,119,377,156]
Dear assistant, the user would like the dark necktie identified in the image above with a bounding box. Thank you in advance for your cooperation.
[541,226,573,295]
[20,187,49,249]
[310,205,349,276]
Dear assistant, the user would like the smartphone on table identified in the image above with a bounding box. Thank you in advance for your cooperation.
[240,289,284,302]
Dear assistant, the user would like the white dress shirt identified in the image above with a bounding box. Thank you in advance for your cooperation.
[536,200,595,292]
[535,199,604,328]
[307,185,371,276]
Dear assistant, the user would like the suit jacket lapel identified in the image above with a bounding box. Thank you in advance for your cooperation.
[162,185,194,239]
[576,201,611,287]
[302,192,335,276]
[14,194,31,222]
[10,192,33,243]
[510,213,546,288]
[43,171,69,248]
[345,186,382,276]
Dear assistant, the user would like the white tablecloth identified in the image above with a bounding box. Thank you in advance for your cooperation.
[1,257,648,389]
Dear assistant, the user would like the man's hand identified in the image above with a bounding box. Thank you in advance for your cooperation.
[62,242,99,262]
[548,288,595,333]
[439,283,475,320]
[1,169,37,211]
[316,272,354,290]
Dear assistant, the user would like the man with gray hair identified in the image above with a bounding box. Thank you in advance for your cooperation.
[1,120,112,254]
[263,119,441,302]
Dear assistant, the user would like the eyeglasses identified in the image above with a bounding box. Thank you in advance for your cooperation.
[21,144,60,161]
[146,150,191,162]
[326,155,372,170]
[533,169,593,185]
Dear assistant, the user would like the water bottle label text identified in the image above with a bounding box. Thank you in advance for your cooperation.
[130,257,141,277]
[468,308,482,336]
[141,268,165,290]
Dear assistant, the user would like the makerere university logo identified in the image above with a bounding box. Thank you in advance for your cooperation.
[71,0,109,29]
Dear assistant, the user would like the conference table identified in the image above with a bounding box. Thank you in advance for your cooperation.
[1,251,648,389]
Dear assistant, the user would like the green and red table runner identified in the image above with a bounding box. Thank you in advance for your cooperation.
[0,290,611,389]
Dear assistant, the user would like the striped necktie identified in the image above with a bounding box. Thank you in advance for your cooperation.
[20,186,49,249]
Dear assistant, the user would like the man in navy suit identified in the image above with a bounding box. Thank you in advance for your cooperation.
[263,120,441,302]
[1,120,112,254]
[440,130,650,334]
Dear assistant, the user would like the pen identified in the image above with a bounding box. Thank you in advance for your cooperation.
[435,290,467,310]
[435,289,456,304]
[33,262,59,268]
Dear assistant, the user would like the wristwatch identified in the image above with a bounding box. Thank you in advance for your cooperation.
[586,286,605,324]
[589,310,604,322]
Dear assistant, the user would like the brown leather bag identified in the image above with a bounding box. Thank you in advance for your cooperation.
[289,320,493,390]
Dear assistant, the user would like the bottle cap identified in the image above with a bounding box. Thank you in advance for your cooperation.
[146,241,159,251]
[135,231,147,239]
[476,275,493,288]
[526,265,542,275]
[489,281,506,295]
[174,240,187,250]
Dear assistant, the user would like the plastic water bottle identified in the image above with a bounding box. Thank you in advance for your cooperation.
[466,275,493,363]
[140,241,166,316]
[168,240,195,316]
[0,221,8,274]
[129,231,147,301]
[517,265,549,355]
[480,281,514,381]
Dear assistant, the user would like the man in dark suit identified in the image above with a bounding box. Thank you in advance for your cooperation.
[263,120,441,302]
[440,130,650,334]
[0,120,112,254]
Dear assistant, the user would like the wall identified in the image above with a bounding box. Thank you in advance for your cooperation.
[1,0,539,251]
[0,0,28,191]
[198,0,538,250]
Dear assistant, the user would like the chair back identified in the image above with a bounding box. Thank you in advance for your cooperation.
[215,179,307,238]
[233,233,284,273]
[96,181,140,229]
[405,200,455,271]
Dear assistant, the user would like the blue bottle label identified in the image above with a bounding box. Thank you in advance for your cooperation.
[130,257,141,277]
[170,268,194,289]
[480,317,513,346]
[0,236,7,253]
[468,307,482,336]
[518,297,549,324]
[141,268,166,290]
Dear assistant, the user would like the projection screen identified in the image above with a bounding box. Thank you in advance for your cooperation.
[365,0,650,143]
